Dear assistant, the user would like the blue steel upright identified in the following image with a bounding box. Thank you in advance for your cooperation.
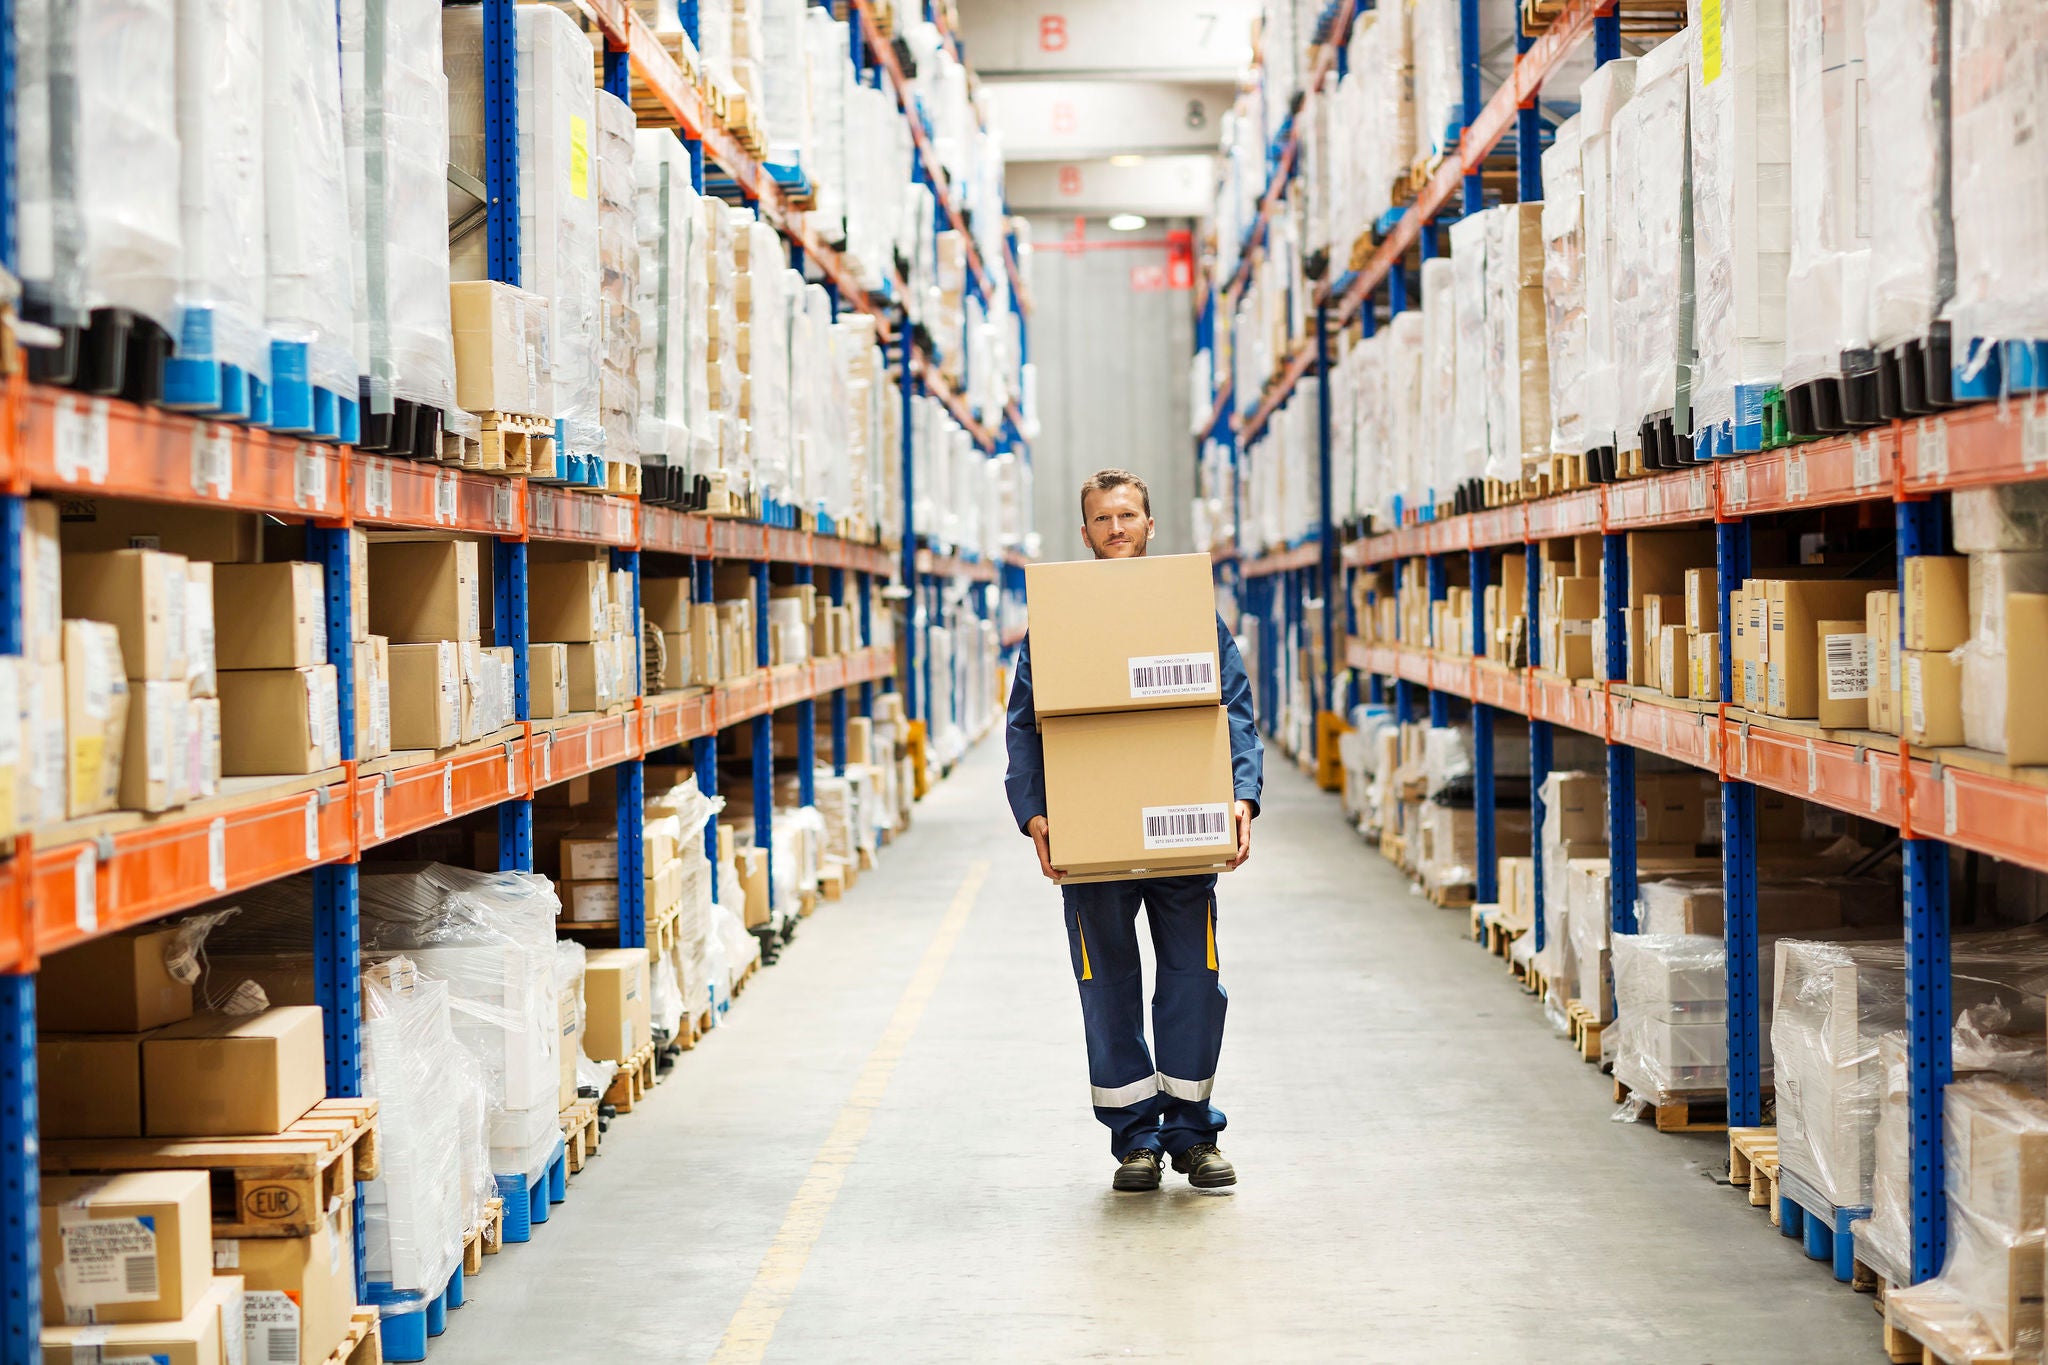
[483,0,522,283]
[1,487,35,1352]
[1469,548,1495,904]
[1715,518,1761,1126]
[1526,541,1551,951]
[1458,0,1483,213]
[308,525,364,1108]
[1514,30,1542,205]
[1601,533,1636,934]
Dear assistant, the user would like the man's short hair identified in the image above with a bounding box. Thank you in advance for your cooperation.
[1079,468,1151,520]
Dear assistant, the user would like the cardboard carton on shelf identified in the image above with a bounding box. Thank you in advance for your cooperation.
[1903,555,1970,652]
[530,643,572,720]
[40,1272,244,1365]
[354,635,391,762]
[1903,648,1965,748]
[215,1206,359,1365]
[1042,705,1238,883]
[39,1170,213,1326]
[1024,554,1221,717]
[61,549,191,683]
[450,279,554,418]
[63,619,130,817]
[643,577,690,634]
[141,1006,327,1137]
[528,557,610,644]
[1815,619,1871,730]
[40,926,195,1031]
[583,947,652,1062]
[120,677,194,812]
[38,1032,146,1137]
[210,562,327,671]
[367,539,482,644]
[216,665,340,776]
[1762,578,1889,719]
[387,642,460,751]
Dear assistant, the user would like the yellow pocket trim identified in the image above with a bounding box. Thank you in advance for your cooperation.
[1078,918,1093,981]
[1206,900,1218,971]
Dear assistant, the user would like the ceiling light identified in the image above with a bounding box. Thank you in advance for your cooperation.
[1109,154,1145,167]
[1107,214,1147,232]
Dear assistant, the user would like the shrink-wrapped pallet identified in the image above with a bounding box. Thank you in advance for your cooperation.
[1578,58,1639,456]
[173,0,269,390]
[805,10,850,242]
[758,0,808,174]
[635,130,700,468]
[1347,3,1414,236]
[1612,932,1779,1103]
[268,0,357,400]
[1863,0,1950,354]
[77,0,183,338]
[1450,213,1489,495]
[17,0,86,335]
[1542,116,1587,458]
[1611,32,1691,454]
[1782,0,1871,400]
[446,3,602,464]
[1386,311,1427,521]
[1419,258,1457,512]
[1484,205,1551,486]
[1411,0,1463,160]
[596,91,640,470]
[1687,0,1790,452]
[1949,0,2048,377]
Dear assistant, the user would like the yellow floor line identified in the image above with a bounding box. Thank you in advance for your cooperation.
[711,860,991,1363]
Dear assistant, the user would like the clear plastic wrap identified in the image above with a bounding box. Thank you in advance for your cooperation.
[1613,32,1690,448]
[1782,0,1869,390]
[445,4,602,460]
[17,0,86,325]
[1772,930,2048,1213]
[1948,0,2048,360]
[1534,770,1601,992]
[1566,857,1614,1022]
[266,0,358,395]
[1385,311,1427,518]
[596,90,640,468]
[649,951,683,1046]
[1485,205,1550,484]
[1612,932,1778,1101]
[1542,115,1588,456]
[1419,258,1457,512]
[1411,0,1463,161]
[174,0,269,381]
[1953,485,2048,555]
[1863,0,1949,351]
[78,0,182,333]
[1578,58,1639,454]
[1687,0,1790,442]
[1449,212,1490,489]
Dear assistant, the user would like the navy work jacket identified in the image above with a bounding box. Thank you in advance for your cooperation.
[1003,613,1264,834]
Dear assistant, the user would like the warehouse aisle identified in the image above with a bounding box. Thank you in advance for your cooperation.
[435,743,1875,1365]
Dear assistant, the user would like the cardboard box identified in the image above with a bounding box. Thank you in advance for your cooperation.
[346,528,369,643]
[183,560,216,696]
[2008,595,2048,765]
[1042,705,1237,881]
[213,1207,357,1365]
[1683,568,1718,636]
[217,666,340,775]
[1637,880,1846,936]
[1628,531,1717,605]
[561,880,618,923]
[450,279,553,417]
[386,643,459,751]
[1868,590,1900,734]
[24,499,62,663]
[1815,620,1871,729]
[528,558,608,644]
[41,926,194,1032]
[528,643,571,719]
[1657,625,1690,699]
[367,540,481,644]
[1903,556,1970,652]
[121,678,191,811]
[63,549,189,682]
[41,1272,241,1365]
[657,632,691,691]
[582,948,651,1062]
[1764,579,1889,718]
[63,619,130,817]
[143,1007,325,1137]
[1904,648,1965,747]
[642,578,690,633]
[186,696,221,802]
[354,636,391,762]
[558,972,583,1110]
[560,835,618,882]
[41,1170,212,1326]
[57,496,262,563]
[563,641,621,712]
[38,1033,145,1138]
[1689,632,1721,702]
[210,562,327,671]
[1023,554,1220,717]
[736,847,769,928]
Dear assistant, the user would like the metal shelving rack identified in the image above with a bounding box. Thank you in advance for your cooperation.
[0,0,1030,1352]
[1201,0,2048,1302]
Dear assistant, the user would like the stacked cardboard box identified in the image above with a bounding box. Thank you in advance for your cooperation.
[1025,554,1239,884]
[526,549,637,719]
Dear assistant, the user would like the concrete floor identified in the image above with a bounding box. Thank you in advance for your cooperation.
[432,741,1883,1365]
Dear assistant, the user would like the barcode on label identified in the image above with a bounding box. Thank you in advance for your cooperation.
[1920,419,1949,478]
[1127,652,1217,699]
[1854,434,1882,488]
[266,1327,298,1364]
[1140,803,1232,850]
[363,459,393,516]
[123,1253,157,1298]
[294,443,325,509]
[1823,632,1870,700]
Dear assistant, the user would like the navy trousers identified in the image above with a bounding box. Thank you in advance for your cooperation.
[1062,873,1228,1157]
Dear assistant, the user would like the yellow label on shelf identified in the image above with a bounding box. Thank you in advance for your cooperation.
[1699,0,1723,83]
[570,114,591,199]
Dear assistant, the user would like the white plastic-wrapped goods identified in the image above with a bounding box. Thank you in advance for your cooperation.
[17,0,86,331]
[1484,205,1550,486]
[79,0,183,336]
[174,0,269,387]
[1578,58,1639,457]
[596,90,640,471]
[1862,0,1949,355]
[635,130,700,469]
[1450,212,1489,491]
[266,0,358,399]
[1611,32,1690,454]
[1782,0,1870,400]
[1542,115,1587,458]
[1419,257,1458,510]
[1949,0,2048,378]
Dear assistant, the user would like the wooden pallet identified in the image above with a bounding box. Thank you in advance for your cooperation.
[43,1098,378,1238]
[1614,1078,1728,1133]
[462,1197,504,1276]
[439,425,484,469]
[1425,881,1474,910]
[1521,0,1685,36]
[1565,1000,1606,1062]
[481,1195,506,1258]
[560,1097,602,1173]
[323,1306,384,1365]
[1727,1127,1782,1221]
[605,1041,658,1113]
[476,411,555,474]
[733,958,759,998]
[1548,451,1588,492]
[1882,1286,2020,1365]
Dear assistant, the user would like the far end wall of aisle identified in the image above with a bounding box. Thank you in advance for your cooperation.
[1025,214,1196,562]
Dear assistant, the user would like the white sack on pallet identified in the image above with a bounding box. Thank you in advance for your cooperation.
[266,0,358,396]
[596,90,640,470]
[1484,205,1550,485]
[1862,0,1949,352]
[1611,932,1779,1104]
[1949,0,2048,364]
[1418,257,1457,512]
[78,0,183,334]
[175,0,269,382]
[1542,115,1587,457]
[635,131,700,469]
[17,0,86,326]
[1783,0,1870,391]
[1450,213,1489,493]
[344,0,457,417]
[1611,32,1690,450]
[445,3,602,461]
[1577,58,1639,455]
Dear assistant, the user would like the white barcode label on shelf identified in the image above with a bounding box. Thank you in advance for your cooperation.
[1806,740,1820,794]
[1944,770,1959,836]
[73,849,96,932]
[534,487,556,528]
[1854,434,1884,489]
[1725,461,1748,509]
[1823,632,1870,699]
[1689,469,1708,512]
[1646,480,1663,517]
[1786,452,1808,501]
[615,502,634,541]
[363,459,393,517]
[190,425,233,499]
[541,734,554,783]
[208,817,227,892]
[293,443,326,509]
[1140,802,1232,850]
[304,793,320,861]
[434,470,458,524]
[1868,754,1884,812]
[1127,652,1217,699]
[1920,419,1949,479]
[372,783,385,840]
[505,743,518,794]
[442,763,454,814]
[57,1215,160,1310]
[53,397,110,484]
[2026,398,2048,471]
[494,482,517,529]
[244,1289,302,1365]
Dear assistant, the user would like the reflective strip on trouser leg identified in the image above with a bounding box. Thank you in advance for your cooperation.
[1142,875,1228,1152]
[1065,881,1164,1155]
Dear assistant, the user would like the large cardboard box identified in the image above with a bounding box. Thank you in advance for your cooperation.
[563,641,622,711]
[62,549,189,681]
[41,1272,241,1365]
[450,279,553,417]
[40,927,194,1032]
[528,643,571,720]
[1764,579,1888,718]
[367,540,481,644]
[24,498,62,663]
[56,497,261,563]
[213,1208,358,1365]
[121,678,192,812]
[38,1033,145,1137]
[40,1170,212,1325]
[210,562,327,671]
[142,1007,326,1137]
[582,948,651,1062]
[2008,595,2048,764]
[642,577,689,633]
[1024,554,1220,717]
[1903,555,1970,651]
[1684,567,1718,636]
[217,667,340,776]
[1689,632,1721,701]
[387,643,459,751]
[354,636,391,762]
[63,619,129,816]
[736,847,770,927]
[1868,590,1901,734]
[558,971,583,1110]
[1904,648,1965,747]
[1815,619,1870,729]
[1042,705,1237,881]
[528,558,608,643]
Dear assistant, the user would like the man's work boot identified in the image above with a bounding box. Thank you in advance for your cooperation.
[1172,1143,1236,1189]
[1113,1149,1162,1192]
